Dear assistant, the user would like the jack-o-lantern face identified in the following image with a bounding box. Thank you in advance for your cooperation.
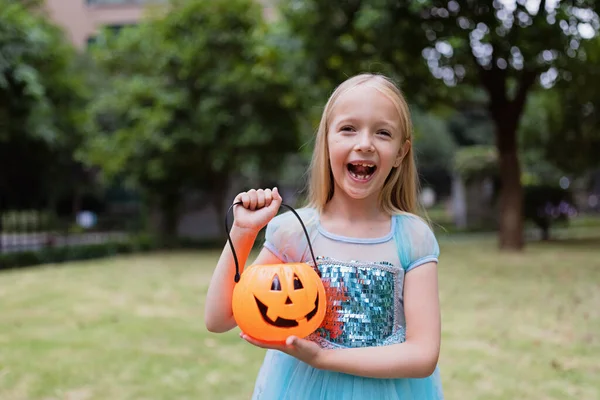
[232,263,326,343]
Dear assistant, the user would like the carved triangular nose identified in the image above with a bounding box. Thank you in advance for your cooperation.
[285,296,293,305]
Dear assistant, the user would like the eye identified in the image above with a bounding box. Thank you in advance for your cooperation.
[377,130,392,137]
[340,125,355,132]
[293,274,303,290]
[271,274,282,291]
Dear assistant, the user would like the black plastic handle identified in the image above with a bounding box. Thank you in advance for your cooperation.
[225,201,319,283]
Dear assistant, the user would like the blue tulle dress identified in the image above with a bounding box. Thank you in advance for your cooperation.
[250,208,444,400]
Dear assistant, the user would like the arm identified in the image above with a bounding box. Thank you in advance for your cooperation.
[315,262,441,379]
[204,234,283,333]
[204,188,282,333]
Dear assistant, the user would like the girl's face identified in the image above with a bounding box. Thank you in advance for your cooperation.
[326,85,408,204]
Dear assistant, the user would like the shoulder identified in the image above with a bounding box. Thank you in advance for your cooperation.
[394,212,436,238]
[264,206,318,263]
[267,206,318,234]
[265,206,318,243]
[392,212,440,271]
[270,206,318,225]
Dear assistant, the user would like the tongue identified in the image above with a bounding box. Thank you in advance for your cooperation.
[351,165,371,175]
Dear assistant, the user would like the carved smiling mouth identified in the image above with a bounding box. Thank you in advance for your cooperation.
[254,294,320,328]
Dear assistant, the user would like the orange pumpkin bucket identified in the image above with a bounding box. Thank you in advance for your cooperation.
[225,202,326,344]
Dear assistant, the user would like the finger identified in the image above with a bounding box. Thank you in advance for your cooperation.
[247,189,257,210]
[233,192,243,204]
[241,333,285,350]
[241,335,266,348]
[233,192,245,205]
[272,187,283,203]
[256,189,266,209]
[264,188,273,207]
[240,332,263,346]
[285,336,297,347]
[286,336,309,351]
[239,192,250,209]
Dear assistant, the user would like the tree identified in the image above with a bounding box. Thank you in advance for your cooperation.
[280,0,598,250]
[411,109,458,198]
[82,0,302,240]
[0,1,91,216]
[518,35,600,187]
[540,37,600,176]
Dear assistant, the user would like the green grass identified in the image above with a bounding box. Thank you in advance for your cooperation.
[1,236,599,399]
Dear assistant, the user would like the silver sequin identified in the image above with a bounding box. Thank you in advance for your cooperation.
[306,257,406,349]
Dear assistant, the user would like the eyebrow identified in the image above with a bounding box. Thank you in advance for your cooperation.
[331,116,399,131]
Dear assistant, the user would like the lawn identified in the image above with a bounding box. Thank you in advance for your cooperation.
[1,235,599,399]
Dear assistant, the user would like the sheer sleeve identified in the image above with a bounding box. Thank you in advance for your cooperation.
[263,207,318,263]
[394,214,440,272]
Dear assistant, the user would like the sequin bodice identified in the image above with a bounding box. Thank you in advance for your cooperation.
[306,257,406,349]
[263,207,440,350]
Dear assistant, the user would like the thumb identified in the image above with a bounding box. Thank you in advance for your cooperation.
[285,335,300,347]
[272,187,283,203]
[266,187,282,212]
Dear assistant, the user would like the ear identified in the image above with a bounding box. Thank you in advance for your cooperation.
[394,140,411,167]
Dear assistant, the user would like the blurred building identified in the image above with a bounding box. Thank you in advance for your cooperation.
[42,0,165,49]
[43,0,276,50]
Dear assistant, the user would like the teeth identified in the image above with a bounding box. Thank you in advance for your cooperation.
[350,171,372,180]
[353,163,375,167]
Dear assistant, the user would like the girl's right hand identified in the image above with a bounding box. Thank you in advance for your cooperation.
[232,187,282,233]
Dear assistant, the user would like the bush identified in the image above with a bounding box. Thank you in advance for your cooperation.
[0,235,151,270]
[0,233,230,271]
[454,146,498,184]
[523,184,577,240]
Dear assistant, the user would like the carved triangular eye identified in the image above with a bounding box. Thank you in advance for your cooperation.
[293,274,303,290]
[271,274,281,291]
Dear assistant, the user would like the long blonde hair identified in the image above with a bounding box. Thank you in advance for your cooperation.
[306,73,422,217]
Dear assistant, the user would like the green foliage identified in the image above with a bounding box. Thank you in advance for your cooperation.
[0,0,88,144]
[0,233,227,270]
[278,0,444,107]
[410,1,598,90]
[0,1,95,210]
[454,146,498,183]
[81,0,302,229]
[541,37,600,175]
[279,0,598,176]
[0,236,154,271]
[1,210,57,232]
[520,149,567,187]
[447,104,495,147]
[519,36,600,177]
[412,108,457,171]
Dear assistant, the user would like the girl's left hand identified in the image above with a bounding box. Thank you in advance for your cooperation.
[240,332,324,368]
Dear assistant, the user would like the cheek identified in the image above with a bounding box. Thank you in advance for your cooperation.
[327,137,348,166]
[379,143,403,166]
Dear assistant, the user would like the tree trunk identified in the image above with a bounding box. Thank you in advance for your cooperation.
[482,67,537,251]
[151,190,180,248]
[496,127,524,250]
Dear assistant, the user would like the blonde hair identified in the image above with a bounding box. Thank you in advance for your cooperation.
[306,73,422,217]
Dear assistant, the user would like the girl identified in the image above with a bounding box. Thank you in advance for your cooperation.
[205,73,443,399]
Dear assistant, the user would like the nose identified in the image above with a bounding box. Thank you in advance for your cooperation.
[355,131,375,152]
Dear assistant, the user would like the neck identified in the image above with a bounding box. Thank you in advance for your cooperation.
[323,191,387,222]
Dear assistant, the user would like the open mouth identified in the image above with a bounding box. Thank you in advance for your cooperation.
[347,162,377,181]
[254,294,320,328]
